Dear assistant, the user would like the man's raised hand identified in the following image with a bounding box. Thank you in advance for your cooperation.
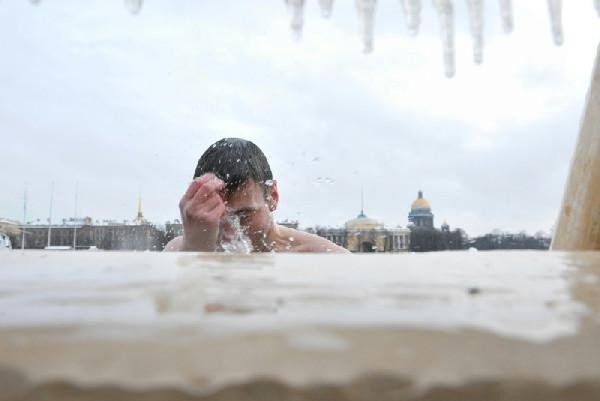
[179,173,226,251]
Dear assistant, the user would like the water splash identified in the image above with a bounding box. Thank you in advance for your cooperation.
[355,0,378,53]
[318,0,335,18]
[218,214,253,254]
[401,0,422,36]
[285,0,306,40]
[124,0,143,15]
[466,0,484,64]
[499,0,513,33]
[547,0,563,46]
[433,0,455,78]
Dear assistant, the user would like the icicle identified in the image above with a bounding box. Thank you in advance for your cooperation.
[124,0,143,15]
[285,0,306,40]
[433,0,455,78]
[401,0,422,36]
[355,0,378,53]
[466,0,483,64]
[318,0,335,18]
[499,0,513,33]
[547,0,563,46]
[596,0,600,18]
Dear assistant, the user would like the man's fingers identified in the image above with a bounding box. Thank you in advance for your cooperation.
[181,180,204,204]
[201,193,223,212]
[191,180,225,204]
[185,192,223,217]
[180,174,225,207]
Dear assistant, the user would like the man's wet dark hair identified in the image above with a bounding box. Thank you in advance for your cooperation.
[194,138,273,195]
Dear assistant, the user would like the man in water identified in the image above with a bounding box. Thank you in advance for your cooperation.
[164,138,349,253]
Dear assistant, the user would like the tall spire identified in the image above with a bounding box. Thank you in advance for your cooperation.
[358,187,366,218]
[135,193,145,224]
[361,186,364,215]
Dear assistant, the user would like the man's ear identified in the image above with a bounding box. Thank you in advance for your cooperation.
[267,180,279,212]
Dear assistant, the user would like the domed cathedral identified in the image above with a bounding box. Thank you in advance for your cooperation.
[408,190,434,229]
[311,192,411,253]
[344,209,386,252]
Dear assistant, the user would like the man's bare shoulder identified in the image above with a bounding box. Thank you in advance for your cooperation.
[279,226,350,254]
[163,236,183,252]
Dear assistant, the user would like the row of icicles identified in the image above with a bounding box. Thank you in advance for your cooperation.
[287,0,600,77]
[27,0,600,77]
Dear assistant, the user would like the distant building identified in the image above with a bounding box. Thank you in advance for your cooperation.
[13,222,163,251]
[309,208,410,253]
[0,219,20,250]
[408,190,434,229]
[278,219,299,229]
[163,220,183,246]
[12,198,163,251]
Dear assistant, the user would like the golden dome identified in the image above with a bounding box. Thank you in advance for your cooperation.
[411,191,431,210]
[345,212,383,230]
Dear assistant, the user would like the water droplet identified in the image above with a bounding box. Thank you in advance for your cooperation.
[318,0,335,18]
[355,0,378,53]
[285,0,306,39]
[401,0,421,36]
[433,0,455,78]
[124,0,143,15]
[466,0,484,64]
[547,0,563,46]
[289,236,295,242]
[499,0,513,33]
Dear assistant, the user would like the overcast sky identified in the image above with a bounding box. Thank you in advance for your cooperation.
[1,1,599,236]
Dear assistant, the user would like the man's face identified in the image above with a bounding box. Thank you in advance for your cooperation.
[220,179,277,249]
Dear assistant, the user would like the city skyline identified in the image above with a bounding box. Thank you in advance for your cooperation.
[3,187,549,237]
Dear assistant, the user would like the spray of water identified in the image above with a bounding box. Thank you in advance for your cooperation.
[218,214,253,254]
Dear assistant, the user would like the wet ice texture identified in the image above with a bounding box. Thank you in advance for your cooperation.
[401,0,422,36]
[499,0,513,33]
[547,0,563,46]
[355,0,378,53]
[124,0,143,15]
[318,0,335,18]
[466,0,483,64]
[433,0,455,78]
[286,0,306,39]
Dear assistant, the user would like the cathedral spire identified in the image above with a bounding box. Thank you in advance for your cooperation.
[356,187,367,218]
[134,193,145,224]
[361,186,364,215]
